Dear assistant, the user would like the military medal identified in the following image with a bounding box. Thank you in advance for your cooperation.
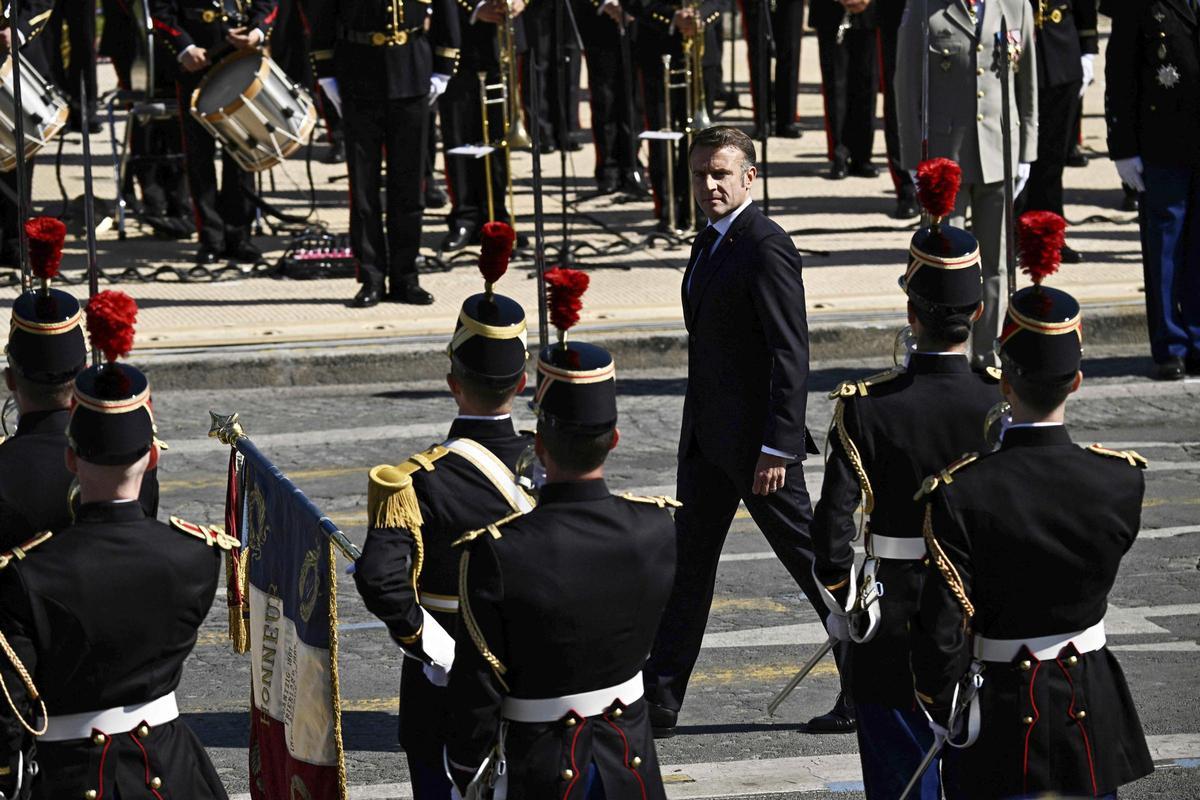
[1157,64,1181,89]
[1158,43,1168,60]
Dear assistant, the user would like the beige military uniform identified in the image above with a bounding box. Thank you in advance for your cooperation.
[895,0,1037,366]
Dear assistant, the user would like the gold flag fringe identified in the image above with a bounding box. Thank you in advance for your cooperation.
[328,540,349,799]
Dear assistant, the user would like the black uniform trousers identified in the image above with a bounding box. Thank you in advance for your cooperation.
[739,0,804,129]
[878,16,915,199]
[441,67,511,231]
[1022,80,1083,217]
[344,94,428,291]
[815,24,876,165]
[176,71,256,253]
[645,443,833,712]
[638,48,692,226]
[48,0,98,115]
[523,0,581,147]
[579,14,639,180]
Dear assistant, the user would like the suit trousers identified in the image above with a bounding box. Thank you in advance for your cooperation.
[856,702,940,800]
[343,94,428,291]
[523,2,581,147]
[877,19,915,199]
[1023,80,1082,217]
[440,67,511,232]
[176,73,256,253]
[580,17,639,179]
[739,0,804,129]
[645,442,826,712]
[815,24,877,165]
[638,49,694,226]
[49,0,98,113]
[1139,163,1200,363]
[950,181,1007,367]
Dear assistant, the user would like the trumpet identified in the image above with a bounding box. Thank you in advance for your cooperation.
[680,0,712,133]
[498,0,532,151]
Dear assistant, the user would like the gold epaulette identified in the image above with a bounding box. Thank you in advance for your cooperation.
[0,531,52,569]
[914,452,980,500]
[367,445,449,530]
[170,516,239,551]
[984,366,1002,382]
[829,367,903,399]
[619,493,682,509]
[1087,445,1149,469]
[452,510,524,548]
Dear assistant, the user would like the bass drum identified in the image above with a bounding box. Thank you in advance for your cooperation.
[0,53,69,172]
[189,49,317,173]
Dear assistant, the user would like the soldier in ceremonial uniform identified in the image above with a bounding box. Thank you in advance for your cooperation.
[1106,0,1200,381]
[739,0,805,139]
[354,224,532,799]
[910,235,1154,797]
[150,0,277,266]
[309,0,459,307]
[1,220,157,548]
[811,158,999,799]
[810,0,879,180]
[0,291,230,799]
[1020,0,1097,263]
[446,273,677,797]
[897,0,1038,369]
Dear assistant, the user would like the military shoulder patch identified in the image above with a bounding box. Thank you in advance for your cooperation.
[170,516,239,550]
[914,452,980,500]
[619,492,682,509]
[829,367,903,399]
[452,510,526,548]
[0,531,52,570]
[1087,445,1149,469]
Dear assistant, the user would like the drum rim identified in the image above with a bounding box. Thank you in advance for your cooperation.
[190,48,272,123]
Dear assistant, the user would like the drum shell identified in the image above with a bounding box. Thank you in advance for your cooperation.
[0,54,69,172]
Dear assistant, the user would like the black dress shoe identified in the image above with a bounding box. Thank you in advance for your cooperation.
[775,122,802,139]
[805,693,856,734]
[894,193,920,219]
[325,139,346,164]
[1066,147,1089,168]
[386,283,435,305]
[596,173,619,194]
[829,158,849,180]
[195,247,222,265]
[1121,187,1140,213]
[848,160,880,179]
[424,183,448,209]
[224,240,264,264]
[562,138,583,153]
[619,169,649,198]
[1155,357,1185,381]
[647,703,678,739]
[351,285,382,308]
[1060,244,1084,264]
[440,226,475,252]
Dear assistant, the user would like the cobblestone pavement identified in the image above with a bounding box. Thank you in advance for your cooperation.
[145,349,1200,798]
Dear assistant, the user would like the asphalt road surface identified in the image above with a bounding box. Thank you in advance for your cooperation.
[148,349,1200,799]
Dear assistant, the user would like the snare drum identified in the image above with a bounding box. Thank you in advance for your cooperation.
[190,50,317,173]
[0,53,69,172]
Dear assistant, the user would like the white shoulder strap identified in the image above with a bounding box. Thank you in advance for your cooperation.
[443,437,536,514]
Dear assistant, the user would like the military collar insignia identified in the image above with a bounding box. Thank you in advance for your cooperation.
[1157,64,1181,89]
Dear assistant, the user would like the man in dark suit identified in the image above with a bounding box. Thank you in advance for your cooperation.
[877,0,917,217]
[644,125,850,736]
[354,248,533,799]
[1106,0,1200,381]
[810,0,879,179]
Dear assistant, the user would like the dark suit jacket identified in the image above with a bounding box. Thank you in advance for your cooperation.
[680,202,813,471]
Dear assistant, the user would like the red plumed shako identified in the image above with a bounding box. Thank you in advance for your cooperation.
[85,290,138,363]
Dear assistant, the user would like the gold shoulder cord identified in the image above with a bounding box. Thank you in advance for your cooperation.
[922,503,975,624]
[457,546,510,692]
[0,631,47,737]
[831,398,875,517]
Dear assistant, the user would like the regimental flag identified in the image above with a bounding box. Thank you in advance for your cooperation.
[227,445,348,800]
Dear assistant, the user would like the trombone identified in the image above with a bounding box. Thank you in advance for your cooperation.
[681,0,713,133]
[661,42,709,233]
[476,0,530,227]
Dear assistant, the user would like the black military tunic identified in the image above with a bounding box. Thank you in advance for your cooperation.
[809,0,878,171]
[911,426,1154,797]
[0,502,227,799]
[446,479,676,798]
[353,416,532,769]
[811,353,999,708]
[0,409,160,549]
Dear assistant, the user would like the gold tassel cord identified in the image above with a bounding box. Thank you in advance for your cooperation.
[458,549,509,692]
[327,541,349,800]
[0,630,48,737]
[832,399,874,543]
[226,547,250,654]
[922,503,975,623]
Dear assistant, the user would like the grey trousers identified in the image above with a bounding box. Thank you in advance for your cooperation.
[951,180,1008,368]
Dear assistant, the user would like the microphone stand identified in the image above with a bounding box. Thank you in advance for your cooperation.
[552,0,598,266]
[527,45,550,350]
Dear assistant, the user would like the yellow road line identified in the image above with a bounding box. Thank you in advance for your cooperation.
[709,597,790,614]
[159,466,366,493]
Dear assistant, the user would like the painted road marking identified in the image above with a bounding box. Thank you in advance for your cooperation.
[226,734,1200,799]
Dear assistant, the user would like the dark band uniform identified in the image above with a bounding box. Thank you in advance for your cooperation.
[149,0,278,259]
[739,0,805,137]
[446,338,676,797]
[0,323,229,799]
[355,267,531,796]
[310,0,460,299]
[911,285,1154,797]
[810,0,877,173]
[811,171,998,798]
[573,0,642,191]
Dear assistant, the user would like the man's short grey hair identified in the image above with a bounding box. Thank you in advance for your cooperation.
[689,126,757,175]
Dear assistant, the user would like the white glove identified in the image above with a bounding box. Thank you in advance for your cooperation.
[318,77,342,117]
[428,72,450,107]
[418,607,456,673]
[824,612,850,642]
[1079,53,1095,98]
[423,661,451,687]
[1014,162,1031,198]
[1115,156,1145,193]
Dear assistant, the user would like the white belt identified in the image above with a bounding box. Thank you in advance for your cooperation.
[972,620,1107,663]
[42,692,179,742]
[422,592,460,614]
[870,534,926,560]
[501,672,643,723]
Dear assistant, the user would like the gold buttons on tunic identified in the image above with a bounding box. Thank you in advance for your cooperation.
[84,792,98,800]
[1066,655,1079,666]
[149,777,163,789]
[562,769,575,780]
[977,43,984,52]
[611,707,623,718]
[136,724,151,738]
[977,67,984,76]
[1023,715,1034,725]
[1075,710,1087,720]
[977,90,985,98]
[942,48,950,55]
[92,733,106,745]
[1019,659,1032,671]
[631,756,643,767]
[371,32,387,45]
[564,716,577,727]
[1050,8,1062,22]
[977,114,984,121]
